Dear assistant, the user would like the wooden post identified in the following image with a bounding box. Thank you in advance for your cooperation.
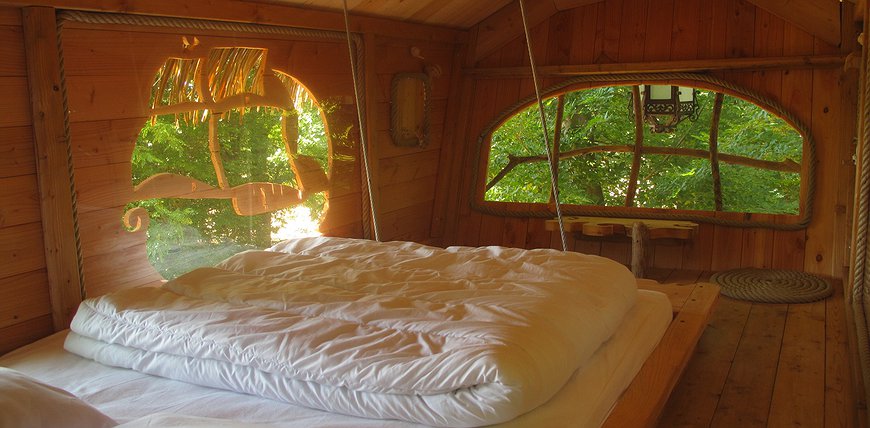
[631,221,649,278]
[22,6,83,330]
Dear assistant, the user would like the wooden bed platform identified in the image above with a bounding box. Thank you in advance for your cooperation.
[604,280,719,427]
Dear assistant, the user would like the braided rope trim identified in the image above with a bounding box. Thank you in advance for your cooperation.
[469,72,816,230]
[710,268,832,304]
[54,16,86,300]
[58,10,354,42]
[852,19,870,407]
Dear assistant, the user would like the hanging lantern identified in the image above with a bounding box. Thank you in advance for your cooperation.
[640,85,699,133]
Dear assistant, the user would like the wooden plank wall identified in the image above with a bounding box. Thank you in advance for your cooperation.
[0,6,54,354]
[0,2,460,353]
[439,0,859,279]
[58,15,457,297]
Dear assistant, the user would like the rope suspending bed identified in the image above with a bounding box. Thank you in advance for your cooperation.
[517,0,569,251]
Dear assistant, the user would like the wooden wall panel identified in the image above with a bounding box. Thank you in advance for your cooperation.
[0,126,36,179]
[0,6,52,355]
[52,16,458,299]
[441,0,856,278]
[0,175,41,228]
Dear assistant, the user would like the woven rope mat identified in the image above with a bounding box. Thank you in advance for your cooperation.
[709,268,832,304]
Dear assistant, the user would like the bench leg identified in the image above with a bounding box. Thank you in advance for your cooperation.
[631,222,649,278]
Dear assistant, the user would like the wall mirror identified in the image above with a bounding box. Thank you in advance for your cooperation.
[391,73,431,148]
[475,74,812,229]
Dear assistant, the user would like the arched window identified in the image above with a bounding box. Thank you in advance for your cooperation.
[479,79,808,227]
[128,47,330,278]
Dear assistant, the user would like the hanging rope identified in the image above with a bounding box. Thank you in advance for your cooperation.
[342,0,381,242]
[517,0,568,251]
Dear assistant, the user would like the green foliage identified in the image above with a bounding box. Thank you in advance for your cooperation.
[486,85,803,215]
[131,98,329,279]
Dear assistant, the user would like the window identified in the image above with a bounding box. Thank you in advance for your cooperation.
[482,81,806,225]
[128,47,330,278]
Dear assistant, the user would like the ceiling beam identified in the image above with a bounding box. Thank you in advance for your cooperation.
[472,0,603,64]
[746,0,841,46]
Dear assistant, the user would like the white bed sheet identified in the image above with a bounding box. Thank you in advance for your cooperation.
[0,290,670,427]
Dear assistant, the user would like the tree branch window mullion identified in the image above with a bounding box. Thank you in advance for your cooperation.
[625,86,644,207]
[709,92,725,211]
[549,95,566,204]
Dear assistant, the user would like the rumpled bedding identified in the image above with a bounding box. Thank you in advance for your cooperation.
[65,237,637,427]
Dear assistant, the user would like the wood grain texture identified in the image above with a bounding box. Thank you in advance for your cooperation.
[0,126,36,179]
[746,0,840,46]
[0,174,41,228]
[767,300,827,426]
[604,282,719,427]
[451,0,854,276]
[24,7,83,330]
[710,304,787,427]
[0,222,46,279]
[4,0,466,42]
[0,269,51,330]
[0,314,53,356]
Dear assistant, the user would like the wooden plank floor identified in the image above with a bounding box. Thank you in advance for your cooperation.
[648,269,865,428]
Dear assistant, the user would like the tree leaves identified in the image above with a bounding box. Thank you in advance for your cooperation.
[485,85,802,215]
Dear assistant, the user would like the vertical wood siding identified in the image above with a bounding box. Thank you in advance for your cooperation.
[439,0,858,279]
[0,7,54,354]
[55,19,458,297]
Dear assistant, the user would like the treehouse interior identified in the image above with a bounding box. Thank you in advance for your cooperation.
[1,0,869,426]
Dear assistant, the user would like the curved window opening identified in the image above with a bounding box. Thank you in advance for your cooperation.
[485,84,803,218]
[128,47,330,279]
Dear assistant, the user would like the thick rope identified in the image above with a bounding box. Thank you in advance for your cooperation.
[342,0,380,242]
[54,16,86,300]
[471,72,816,230]
[58,10,350,42]
[710,269,832,304]
[852,27,870,407]
[517,0,567,251]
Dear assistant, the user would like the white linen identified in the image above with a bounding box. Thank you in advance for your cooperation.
[0,291,671,428]
[0,367,116,428]
[65,237,638,427]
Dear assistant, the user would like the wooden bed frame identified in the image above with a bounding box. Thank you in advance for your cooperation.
[603,280,719,427]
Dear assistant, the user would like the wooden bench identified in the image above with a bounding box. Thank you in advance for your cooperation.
[545,216,698,278]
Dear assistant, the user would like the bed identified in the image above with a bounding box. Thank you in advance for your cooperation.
[0,237,718,427]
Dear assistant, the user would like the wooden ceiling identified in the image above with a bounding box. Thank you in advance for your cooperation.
[258,0,513,29]
[259,0,844,47]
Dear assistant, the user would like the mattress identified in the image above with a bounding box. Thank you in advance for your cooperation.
[0,290,671,427]
[64,237,642,426]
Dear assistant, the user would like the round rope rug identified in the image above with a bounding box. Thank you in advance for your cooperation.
[709,268,832,304]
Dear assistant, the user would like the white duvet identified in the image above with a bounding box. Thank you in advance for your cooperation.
[66,237,637,427]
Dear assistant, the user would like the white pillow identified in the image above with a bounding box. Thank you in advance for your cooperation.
[0,367,116,428]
